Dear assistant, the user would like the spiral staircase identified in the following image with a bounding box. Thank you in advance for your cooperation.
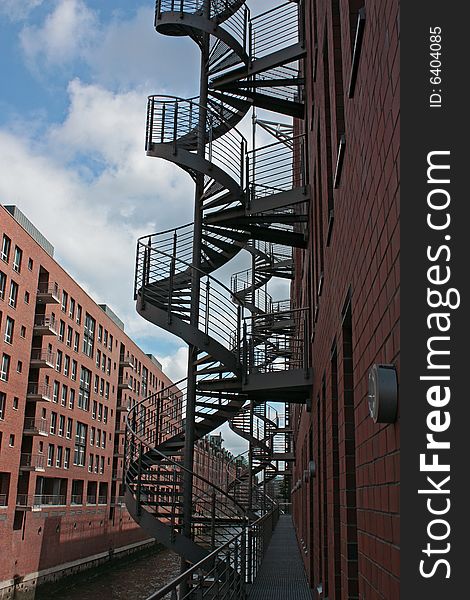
[124,0,310,596]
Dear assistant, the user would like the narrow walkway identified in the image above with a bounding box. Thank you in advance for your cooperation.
[248,515,312,600]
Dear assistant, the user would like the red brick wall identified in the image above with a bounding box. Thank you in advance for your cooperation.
[291,1,399,599]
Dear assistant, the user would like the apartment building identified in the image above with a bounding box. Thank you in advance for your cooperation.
[0,204,178,595]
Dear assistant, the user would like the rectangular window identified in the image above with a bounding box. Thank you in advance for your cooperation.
[105,382,109,400]
[94,374,99,393]
[69,388,75,409]
[103,406,108,424]
[47,444,54,467]
[100,456,104,474]
[64,447,70,469]
[73,421,87,466]
[101,353,106,372]
[61,385,67,407]
[90,427,95,446]
[66,326,73,347]
[8,281,18,308]
[100,378,104,397]
[78,366,91,411]
[69,298,75,320]
[53,380,59,403]
[50,412,57,435]
[13,246,22,273]
[0,271,6,300]
[74,332,79,352]
[109,334,113,351]
[59,320,65,342]
[66,417,73,439]
[98,325,103,342]
[4,316,14,344]
[92,401,97,419]
[56,446,63,468]
[96,349,101,369]
[71,359,77,381]
[102,432,106,449]
[88,454,94,473]
[82,313,95,358]
[107,358,111,376]
[0,354,10,382]
[64,355,70,377]
[76,304,82,325]
[96,429,101,447]
[56,350,63,372]
[0,392,5,419]
[103,329,108,346]
[1,235,11,262]
[98,403,103,421]
[61,290,68,313]
[95,454,99,474]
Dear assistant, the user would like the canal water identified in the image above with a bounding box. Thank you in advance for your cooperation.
[35,546,180,600]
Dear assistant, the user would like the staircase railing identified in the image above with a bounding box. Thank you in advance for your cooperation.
[250,0,303,59]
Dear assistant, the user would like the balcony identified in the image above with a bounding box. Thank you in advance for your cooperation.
[26,382,52,403]
[119,353,134,368]
[19,453,45,472]
[30,349,55,369]
[23,417,48,436]
[33,315,58,336]
[16,494,65,511]
[118,376,133,390]
[36,282,60,304]
[71,494,83,505]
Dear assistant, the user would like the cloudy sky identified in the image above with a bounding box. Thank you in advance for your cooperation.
[0,0,283,455]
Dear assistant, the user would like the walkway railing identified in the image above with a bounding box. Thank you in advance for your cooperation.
[145,504,279,600]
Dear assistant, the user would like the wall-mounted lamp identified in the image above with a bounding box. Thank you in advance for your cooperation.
[368,364,398,423]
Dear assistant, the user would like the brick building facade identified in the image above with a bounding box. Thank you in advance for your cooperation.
[0,205,235,596]
[291,1,399,599]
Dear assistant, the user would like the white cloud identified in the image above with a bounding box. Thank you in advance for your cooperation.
[158,346,188,383]
[0,0,43,21]
[20,0,98,69]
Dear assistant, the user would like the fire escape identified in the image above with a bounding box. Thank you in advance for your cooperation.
[124,0,310,596]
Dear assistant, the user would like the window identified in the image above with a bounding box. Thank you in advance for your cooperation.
[8,281,18,308]
[78,367,91,411]
[76,304,82,325]
[98,325,103,342]
[17,361,22,374]
[90,427,96,446]
[96,429,101,447]
[101,432,106,449]
[9,434,15,447]
[94,374,99,394]
[71,359,77,381]
[92,401,97,419]
[74,332,79,352]
[88,454,94,473]
[104,406,108,424]
[101,354,106,372]
[100,378,104,397]
[50,412,57,435]
[56,350,63,372]
[0,271,6,300]
[4,316,14,344]
[47,444,54,467]
[58,414,65,436]
[83,313,95,358]
[53,381,59,403]
[69,298,75,320]
[64,447,70,469]
[100,456,104,474]
[103,329,108,346]
[61,290,68,313]
[66,418,73,439]
[95,454,99,474]
[73,422,87,466]
[66,326,73,347]
[105,382,109,400]
[0,392,5,419]
[13,396,18,410]
[1,235,11,262]
[56,446,63,468]
[24,290,29,304]
[61,385,67,407]
[13,246,22,273]
[64,355,70,377]
[59,320,65,342]
[69,388,75,410]
[20,325,26,338]
[39,441,43,453]
[28,257,33,271]
[96,349,101,368]
[109,334,113,351]
[98,403,103,421]
[0,354,10,382]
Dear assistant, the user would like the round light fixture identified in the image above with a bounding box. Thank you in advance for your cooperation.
[368,364,398,423]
